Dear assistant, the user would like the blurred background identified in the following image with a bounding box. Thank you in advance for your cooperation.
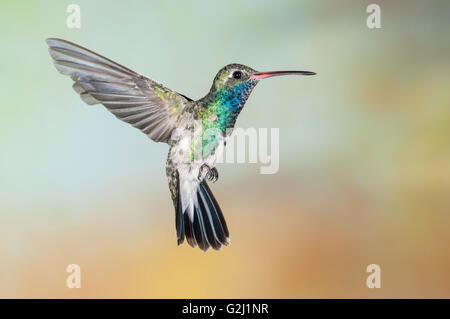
[1,0,449,298]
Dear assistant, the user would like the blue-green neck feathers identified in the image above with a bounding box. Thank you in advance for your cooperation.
[199,80,257,133]
[218,80,255,111]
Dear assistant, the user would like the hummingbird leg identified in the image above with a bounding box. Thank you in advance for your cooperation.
[198,164,219,183]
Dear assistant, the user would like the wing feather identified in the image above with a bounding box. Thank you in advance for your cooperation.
[47,38,191,143]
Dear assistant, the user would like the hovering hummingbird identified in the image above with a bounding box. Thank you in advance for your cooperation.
[46,38,315,251]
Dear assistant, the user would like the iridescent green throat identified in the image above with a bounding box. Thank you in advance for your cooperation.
[199,80,257,133]
[189,80,257,160]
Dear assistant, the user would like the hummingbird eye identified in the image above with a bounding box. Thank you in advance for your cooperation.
[232,71,242,79]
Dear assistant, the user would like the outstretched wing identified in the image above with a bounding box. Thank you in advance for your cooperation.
[46,38,191,143]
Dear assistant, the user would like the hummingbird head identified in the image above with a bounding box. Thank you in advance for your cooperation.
[201,63,315,131]
[211,64,258,92]
[208,63,316,111]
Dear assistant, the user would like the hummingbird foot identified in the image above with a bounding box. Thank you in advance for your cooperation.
[209,167,219,183]
[198,164,219,183]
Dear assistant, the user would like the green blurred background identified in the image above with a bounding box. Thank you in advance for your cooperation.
[1,0,449,298]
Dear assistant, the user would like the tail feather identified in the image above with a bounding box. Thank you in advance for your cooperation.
[200,182,230,243]
[175,179,230,251]
[175,194,185,245]
[183,213,196,247]
[192,208,210,251]
[197,192,222,250]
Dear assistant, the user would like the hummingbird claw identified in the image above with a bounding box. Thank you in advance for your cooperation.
[210,168,219,183]
[198,164,219,183]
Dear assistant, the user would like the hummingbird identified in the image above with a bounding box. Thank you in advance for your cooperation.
[46,38,315,251]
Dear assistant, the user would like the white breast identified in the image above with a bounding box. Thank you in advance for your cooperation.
[169,122,226,221]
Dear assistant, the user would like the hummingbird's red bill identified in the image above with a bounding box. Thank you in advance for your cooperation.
[251,70,316,80]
